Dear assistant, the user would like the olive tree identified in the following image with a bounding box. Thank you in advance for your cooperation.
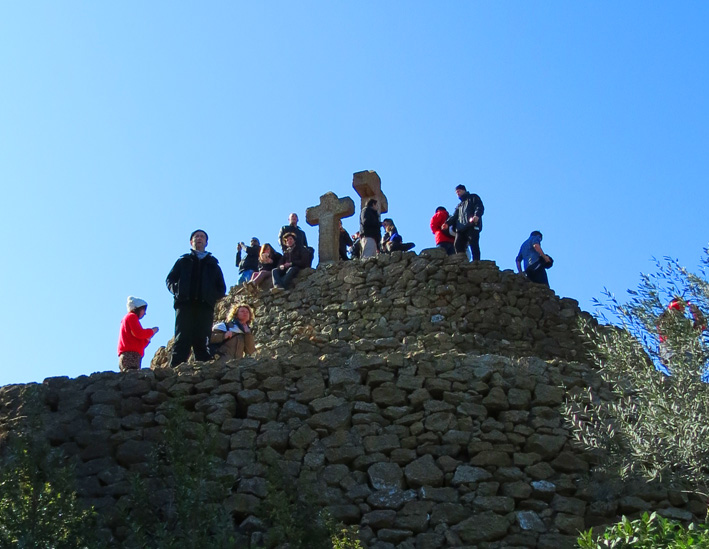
[566,248,709,490]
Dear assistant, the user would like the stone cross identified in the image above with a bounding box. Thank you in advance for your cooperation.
[306,191,355,264]
[352,170,388,214]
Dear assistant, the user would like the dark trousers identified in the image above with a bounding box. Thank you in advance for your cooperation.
[454,226,481,261]
[525,262,550,287]
[272,266,300,289]
[170,302,214,367]
[437,241,455,256]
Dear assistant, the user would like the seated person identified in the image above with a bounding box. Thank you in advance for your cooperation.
[381,218,415,253]
[235,237,260,285]
[272,232,310,292]
[210,304,255,360]
[246,243,282,293]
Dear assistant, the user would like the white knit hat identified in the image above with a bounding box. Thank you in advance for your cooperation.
[126,296,148,312]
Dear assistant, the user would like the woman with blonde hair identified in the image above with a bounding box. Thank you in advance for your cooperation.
[210,303,256,360]
[245,243,282,293]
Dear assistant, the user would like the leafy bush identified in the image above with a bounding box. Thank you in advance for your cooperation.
[578,511,709,548]
[258,463,362,549]
[119,403,236,548]
[0,388,100,548]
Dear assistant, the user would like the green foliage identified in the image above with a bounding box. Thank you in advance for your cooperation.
[120,403,236,548]
[577,511,709,548]
[258,464,362,549]
[565,250,709,489]
[0,389,100,548]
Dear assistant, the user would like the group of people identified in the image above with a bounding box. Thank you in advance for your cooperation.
[117,184,555,372]
[429,184,553,287]
[118,229,255,372]
[235,213,314,294]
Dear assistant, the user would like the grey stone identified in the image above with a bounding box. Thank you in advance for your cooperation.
[453,511,511,543]
[404,455,444,488]
[368,462,404,491]
[517,510,547,532]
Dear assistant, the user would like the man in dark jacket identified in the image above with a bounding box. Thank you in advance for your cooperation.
[272,232,310,292]
[235,237,260,285]
[166,229,226,367]
[444,184,485,261]
[359,198,381,258]
[278,213,308,251]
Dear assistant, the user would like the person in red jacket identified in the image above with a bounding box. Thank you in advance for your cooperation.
[430,206,455,255]
[117,296,159,372]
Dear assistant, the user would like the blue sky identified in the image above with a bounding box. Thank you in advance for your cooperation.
[0,3,707,386]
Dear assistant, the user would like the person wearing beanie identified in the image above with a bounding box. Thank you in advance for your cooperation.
[117,296,159,372]
[166,229,226,367]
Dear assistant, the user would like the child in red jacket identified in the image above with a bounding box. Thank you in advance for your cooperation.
[118,296,159,372]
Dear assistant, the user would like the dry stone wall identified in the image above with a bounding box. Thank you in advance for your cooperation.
[0,250,704,548]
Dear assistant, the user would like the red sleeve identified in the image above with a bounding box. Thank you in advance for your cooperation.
[126,314,154,340]
[430,212,440,234]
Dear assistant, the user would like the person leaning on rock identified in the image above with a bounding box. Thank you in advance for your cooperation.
[117,296,158,372]
[516,230,552,287]
[443,184,484,261]
[166,229,226,367]
[210,303,256,360]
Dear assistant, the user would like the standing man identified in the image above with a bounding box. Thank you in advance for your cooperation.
[278,213,308,251]
[235,237,260,285]
[444,184,484,261]
[359,198,381,258]
[516,230,552,287]
[166,229,226,367]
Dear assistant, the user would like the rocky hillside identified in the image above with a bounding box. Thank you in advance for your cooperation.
[0,249,704,548]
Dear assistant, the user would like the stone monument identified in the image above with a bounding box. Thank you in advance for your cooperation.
[305,191,355,264]
[352,170,388,214]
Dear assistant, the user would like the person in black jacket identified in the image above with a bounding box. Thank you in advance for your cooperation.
[359,198,381,258]
[277,213,308,251]
[235,237,260,285]
[166,229,226,367]
[444,184,485,261]
[339,220,353,260]
[272,232,310,292]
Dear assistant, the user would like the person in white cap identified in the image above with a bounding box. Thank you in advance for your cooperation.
[117,296,159,372]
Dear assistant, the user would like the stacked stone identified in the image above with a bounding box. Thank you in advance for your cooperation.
[218,248,591,366]
[1,250,704,547]
[2,347,704,548]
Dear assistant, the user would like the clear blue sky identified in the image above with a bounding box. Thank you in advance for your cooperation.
[1,3,707,386]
